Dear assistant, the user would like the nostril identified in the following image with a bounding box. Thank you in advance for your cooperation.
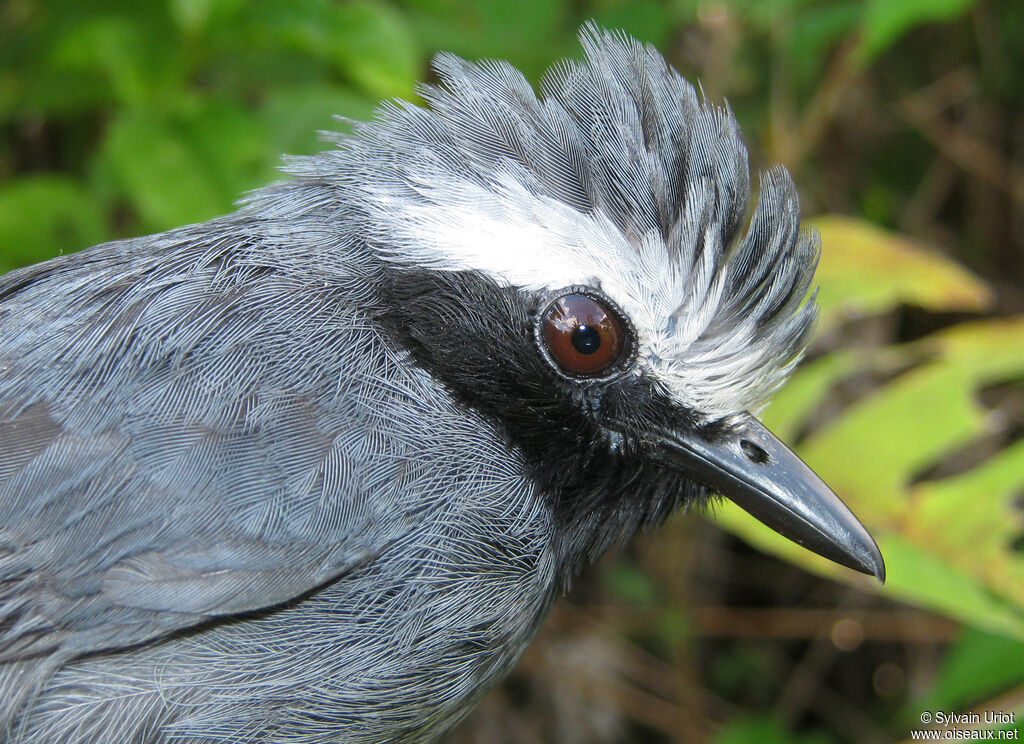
[740,439,770,464]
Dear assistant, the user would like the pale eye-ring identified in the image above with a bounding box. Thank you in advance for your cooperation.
[540,293,628,377]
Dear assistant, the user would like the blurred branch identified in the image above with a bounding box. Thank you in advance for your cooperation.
[900,155,959,235]
[771,34,864,171]
[693,607,958,642]
[895,69,1024,205]
[774,590,897,743]
[588,605,959,642]
[518,605,726,743]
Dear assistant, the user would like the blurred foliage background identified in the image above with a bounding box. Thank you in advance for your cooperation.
[2,0,1024,742]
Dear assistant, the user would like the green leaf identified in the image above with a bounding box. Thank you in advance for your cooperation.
[239,0,419,99]
[717,316,1024,637]
[589,0,672,47]
[872,533,1024,639]
[782,1,863,90]
[811,216,992,330]
[855,0,980,65]
[184,100,276,198]
[99,101,273,231]
[0,176,107,272]
[326,1,420,99]
[760,350,863,440]
[913,627,1024,714]
[403,0,570,80]
[168,0,247,35]
[713,217,1024,637]
[712,714,834,744]
[261,84,378,155]
[101,109,220,230]
[802,360,982,519]
[49,14,183,106]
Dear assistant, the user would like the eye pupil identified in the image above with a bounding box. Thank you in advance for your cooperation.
[571,324,601,354]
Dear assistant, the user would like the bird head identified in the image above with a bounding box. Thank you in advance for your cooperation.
[283,25,884,582]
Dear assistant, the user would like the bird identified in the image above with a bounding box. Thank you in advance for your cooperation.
[0,23,883,743]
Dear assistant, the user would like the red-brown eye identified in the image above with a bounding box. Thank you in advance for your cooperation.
[541,293,627,376]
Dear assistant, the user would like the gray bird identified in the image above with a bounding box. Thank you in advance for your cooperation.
[0,25,883,743]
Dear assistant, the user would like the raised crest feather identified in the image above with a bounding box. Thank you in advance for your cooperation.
[285,24,819,418]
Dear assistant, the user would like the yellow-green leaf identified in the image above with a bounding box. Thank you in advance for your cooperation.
[811,216,992,329]
[715,317,1024,637]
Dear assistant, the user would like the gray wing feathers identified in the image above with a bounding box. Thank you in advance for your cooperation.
[102,539,377,615]
[0,221,409,661]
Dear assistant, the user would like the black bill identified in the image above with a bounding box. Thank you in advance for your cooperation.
[652,413,885,582]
